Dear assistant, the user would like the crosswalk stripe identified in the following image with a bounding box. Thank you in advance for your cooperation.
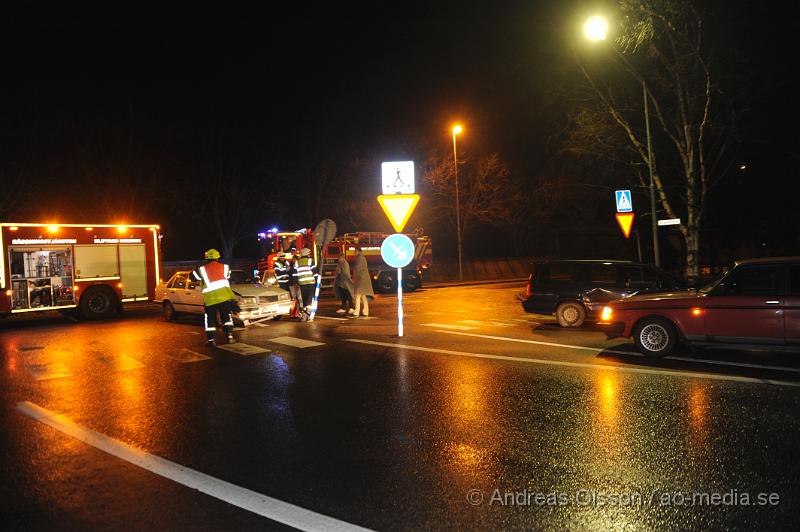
[253,322,270,328]
[316,316,349,321]
[268,336,325,348]
[170,348,212,363]
[97,355,145,372]
[26,361,73,381]
[216,343,270,356]
[421,323,476,331]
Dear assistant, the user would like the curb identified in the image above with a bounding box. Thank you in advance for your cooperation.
[423,278,528,289]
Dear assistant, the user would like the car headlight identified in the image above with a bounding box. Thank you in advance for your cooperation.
[279,292,290,301]
[600,306,613,322]
[239,296,257,306]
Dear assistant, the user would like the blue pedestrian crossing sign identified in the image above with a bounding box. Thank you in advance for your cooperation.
[381,233,415,269]
[615,190,633,212]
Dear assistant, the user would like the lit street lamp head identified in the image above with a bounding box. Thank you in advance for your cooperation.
[452,124,463,136]
[583,15,608,41]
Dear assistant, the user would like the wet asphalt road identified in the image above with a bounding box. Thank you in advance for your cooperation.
[2,282,800,530]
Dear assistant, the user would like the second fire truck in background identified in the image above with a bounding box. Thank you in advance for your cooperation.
[257,228,432,293]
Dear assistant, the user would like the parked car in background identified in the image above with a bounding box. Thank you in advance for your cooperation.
[520,260,686,327]
[155,269,292,326]
[599,257,800,357]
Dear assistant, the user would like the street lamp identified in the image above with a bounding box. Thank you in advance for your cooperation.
[584,15,660,267]
[452,124,464,281]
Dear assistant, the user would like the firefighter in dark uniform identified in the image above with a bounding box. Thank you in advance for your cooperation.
[273,251,290,291]
[296,247,318,320]
[192,249,238,346]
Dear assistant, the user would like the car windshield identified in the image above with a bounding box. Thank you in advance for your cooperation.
[228,271,251,285]
[698,270,728,293]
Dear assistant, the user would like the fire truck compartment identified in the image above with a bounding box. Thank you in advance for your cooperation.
[9,247,75,310]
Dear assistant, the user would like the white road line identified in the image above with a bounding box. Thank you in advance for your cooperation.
[632,352,800,374]
[15,401,372,532]
[440,330,630,355]
[253,322,270,328]
[458,320,514,327]
[315,316,349,321]
[268,336,325,349]
[421,323,476,331]
[442,331,800,374]
[344,339,800,388]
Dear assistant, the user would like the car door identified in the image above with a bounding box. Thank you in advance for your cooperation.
[529,263,579,313]
[168,273,196,313]
[184,274,205,314]
[785,265,800,346]
[703,264,786,345]
[581,263,621,313]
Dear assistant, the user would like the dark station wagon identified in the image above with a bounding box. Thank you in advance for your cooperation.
[520,260,686,327]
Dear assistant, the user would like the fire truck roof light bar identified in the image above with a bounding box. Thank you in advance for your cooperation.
[1,223,159,229]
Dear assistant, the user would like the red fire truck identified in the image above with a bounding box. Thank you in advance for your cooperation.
[0,223,162,320]
[257,227,432,293]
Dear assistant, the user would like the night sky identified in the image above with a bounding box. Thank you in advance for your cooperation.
[2,1,798,265]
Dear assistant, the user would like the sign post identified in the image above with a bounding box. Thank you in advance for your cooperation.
[377,161,419,337]
[380,233,415,337]
[309,219,336,321]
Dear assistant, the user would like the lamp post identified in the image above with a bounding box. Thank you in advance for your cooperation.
[452,124,464,281]
[583,15,660,266]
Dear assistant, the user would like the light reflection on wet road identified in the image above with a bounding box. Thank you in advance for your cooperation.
[2,282,800,529]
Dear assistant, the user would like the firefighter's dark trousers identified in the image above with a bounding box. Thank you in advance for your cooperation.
[300,284,315,311]
[204,301,234,340]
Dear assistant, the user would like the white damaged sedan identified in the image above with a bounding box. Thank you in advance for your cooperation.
[155,269,292,326]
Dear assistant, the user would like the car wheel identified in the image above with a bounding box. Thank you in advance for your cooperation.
[271,315,282,321]
[556,301,586,328]
[163,301,177,321]
[79,286,118,320]
[633,317,677,357]
[377,272,394,293]
[403,274,419,292]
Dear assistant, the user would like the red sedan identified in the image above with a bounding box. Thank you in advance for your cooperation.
[599,257,800,357]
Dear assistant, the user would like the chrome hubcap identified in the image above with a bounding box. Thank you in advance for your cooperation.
[563,306,579,323]
[640,324,668,352]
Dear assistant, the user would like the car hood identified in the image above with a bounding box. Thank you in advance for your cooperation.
[615,289,703,305]
[230,284,285,297]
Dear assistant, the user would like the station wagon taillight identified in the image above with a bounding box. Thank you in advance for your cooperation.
[526,272,533,298]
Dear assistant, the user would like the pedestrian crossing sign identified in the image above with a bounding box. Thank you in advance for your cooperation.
[615,190,633,212]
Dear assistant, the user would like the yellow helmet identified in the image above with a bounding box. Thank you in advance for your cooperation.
[204,248,221,260]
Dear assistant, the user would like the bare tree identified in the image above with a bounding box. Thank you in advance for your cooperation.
[565,0,737,279]
[422,151,526,251]
[0,123,40,220]
[74,108,170,223]
[192,129,279,259]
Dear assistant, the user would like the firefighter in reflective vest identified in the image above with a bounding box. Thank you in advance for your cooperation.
[273,251,290,291]
[296,247,317,319]
[192,249,238,346]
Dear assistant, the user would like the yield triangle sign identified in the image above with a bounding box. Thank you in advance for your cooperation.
[377,194,420,232]
[616,212,634,239]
